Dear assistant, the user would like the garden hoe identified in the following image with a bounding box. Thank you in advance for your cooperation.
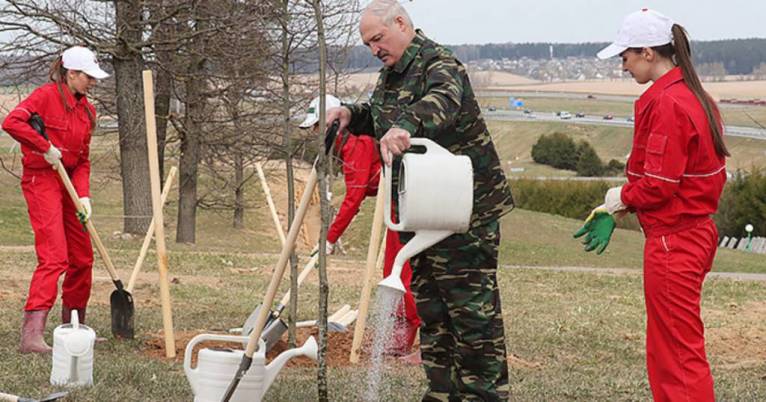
[221,121,339,402]
[29,113,134,339]
[0,391,68,402]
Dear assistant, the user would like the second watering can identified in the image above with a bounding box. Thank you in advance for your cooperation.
[379,138,473,293]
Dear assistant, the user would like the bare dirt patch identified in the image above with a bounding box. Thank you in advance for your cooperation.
[142,326,404,368]
[706,301,766,369]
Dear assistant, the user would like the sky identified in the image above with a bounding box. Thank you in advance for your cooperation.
[389,0,766,44]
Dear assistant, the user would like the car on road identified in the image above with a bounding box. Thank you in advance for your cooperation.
[587,94,596,99]
[626,116,634,122]
[575,112,585,118]
[523,108,533,114]
[603,114,614,120]
[488,106,497,112]
[559,111,572,120]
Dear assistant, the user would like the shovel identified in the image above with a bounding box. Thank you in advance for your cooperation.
[29,113,134,339]
[221,120,339,402]
[0,391,68,402]
[241,251,318,340]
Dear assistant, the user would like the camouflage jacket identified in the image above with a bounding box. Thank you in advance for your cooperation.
[347,30,514,227]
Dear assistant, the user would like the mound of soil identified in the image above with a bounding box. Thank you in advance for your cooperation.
[142,325,379,368]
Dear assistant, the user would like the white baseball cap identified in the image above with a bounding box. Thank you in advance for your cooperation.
[62,46,109,79]
[299,95,341,128]
[597,9,675,60]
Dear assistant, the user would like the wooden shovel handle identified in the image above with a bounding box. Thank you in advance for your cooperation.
[54,162,121,284]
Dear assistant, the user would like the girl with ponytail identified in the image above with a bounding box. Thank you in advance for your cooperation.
[2,46,108,354]
[575,9,728,401]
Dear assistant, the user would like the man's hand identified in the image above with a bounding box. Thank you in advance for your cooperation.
[325,107,351,136]
[379,127,412,166]
[77,197,92,224]
[325,242,335,255]
[573,204,616,255]
[44,144,62,166]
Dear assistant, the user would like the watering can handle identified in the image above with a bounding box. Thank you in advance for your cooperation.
[383,165,405,231]
[184,333,250,369]
[408,137,450,155]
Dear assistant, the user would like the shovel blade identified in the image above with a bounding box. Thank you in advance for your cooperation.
[241,305,277,337]
[262,319,288,352]
[40,391,69,402]
[110,288,135,339]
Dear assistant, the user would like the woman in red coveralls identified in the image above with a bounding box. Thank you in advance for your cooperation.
[591,9,728,401]
[300,95,421,359]
[3,46,108,354]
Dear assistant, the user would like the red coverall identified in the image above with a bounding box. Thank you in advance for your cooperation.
[3,82,95,312]
[620,67,725,402]
[328,133,421,345]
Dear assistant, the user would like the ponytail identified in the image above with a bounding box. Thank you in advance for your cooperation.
[48,56,67,83]
[670,24,730,157]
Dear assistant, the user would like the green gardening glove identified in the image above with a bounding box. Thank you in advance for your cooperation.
[573,205,616,255]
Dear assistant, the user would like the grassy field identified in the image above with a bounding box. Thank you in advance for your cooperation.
[484,118,766,176]
[1,100,765,400]
[478,95,766,129]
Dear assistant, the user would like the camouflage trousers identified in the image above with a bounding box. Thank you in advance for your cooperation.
[410,220,510,401]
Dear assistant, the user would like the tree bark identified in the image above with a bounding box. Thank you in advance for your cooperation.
[114,0,151,235]
[310,1,330,400]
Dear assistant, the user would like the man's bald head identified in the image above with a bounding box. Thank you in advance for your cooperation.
[360,0,416,67]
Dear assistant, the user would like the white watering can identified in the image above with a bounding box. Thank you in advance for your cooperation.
[50,310,96,387]
[379,138,473,294]
[184,334,317,402]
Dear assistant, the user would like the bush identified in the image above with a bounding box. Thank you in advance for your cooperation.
[575,141,604,177]
[532,133,621,177]
[531,132,578,170]
[715,168,766,237]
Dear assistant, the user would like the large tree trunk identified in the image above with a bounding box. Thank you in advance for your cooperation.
[114,0,151,235]
[176,89,201,243]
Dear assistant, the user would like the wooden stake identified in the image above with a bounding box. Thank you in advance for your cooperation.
[143,70,176,358]
[127,166,177,293]
[349,172,386,363]
[255,162,286,246]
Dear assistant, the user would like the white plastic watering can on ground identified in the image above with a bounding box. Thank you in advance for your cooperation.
[184,334,317,402]
[50,310,96,387]
[379,138,473,293]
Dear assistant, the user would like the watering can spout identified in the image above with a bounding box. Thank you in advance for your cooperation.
[378,230,452,293]
[264,336,317,391]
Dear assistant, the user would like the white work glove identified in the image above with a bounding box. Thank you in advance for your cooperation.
[604,186,626,215]
[310,241,335,256]
[77,197,92,223]
[43,145,62,166]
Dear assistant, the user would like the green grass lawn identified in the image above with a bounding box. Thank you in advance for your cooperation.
[1,101,765,401]
[1,242,764,401]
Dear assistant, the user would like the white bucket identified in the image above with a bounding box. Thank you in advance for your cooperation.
[50,310,96,387]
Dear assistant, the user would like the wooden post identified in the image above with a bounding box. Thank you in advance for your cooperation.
[143,70,176,358]
[349,172,386,363]
[256,162,286,246]
[127,166,177,293]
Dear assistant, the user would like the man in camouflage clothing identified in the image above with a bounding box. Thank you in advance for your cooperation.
[326,1,514,400]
